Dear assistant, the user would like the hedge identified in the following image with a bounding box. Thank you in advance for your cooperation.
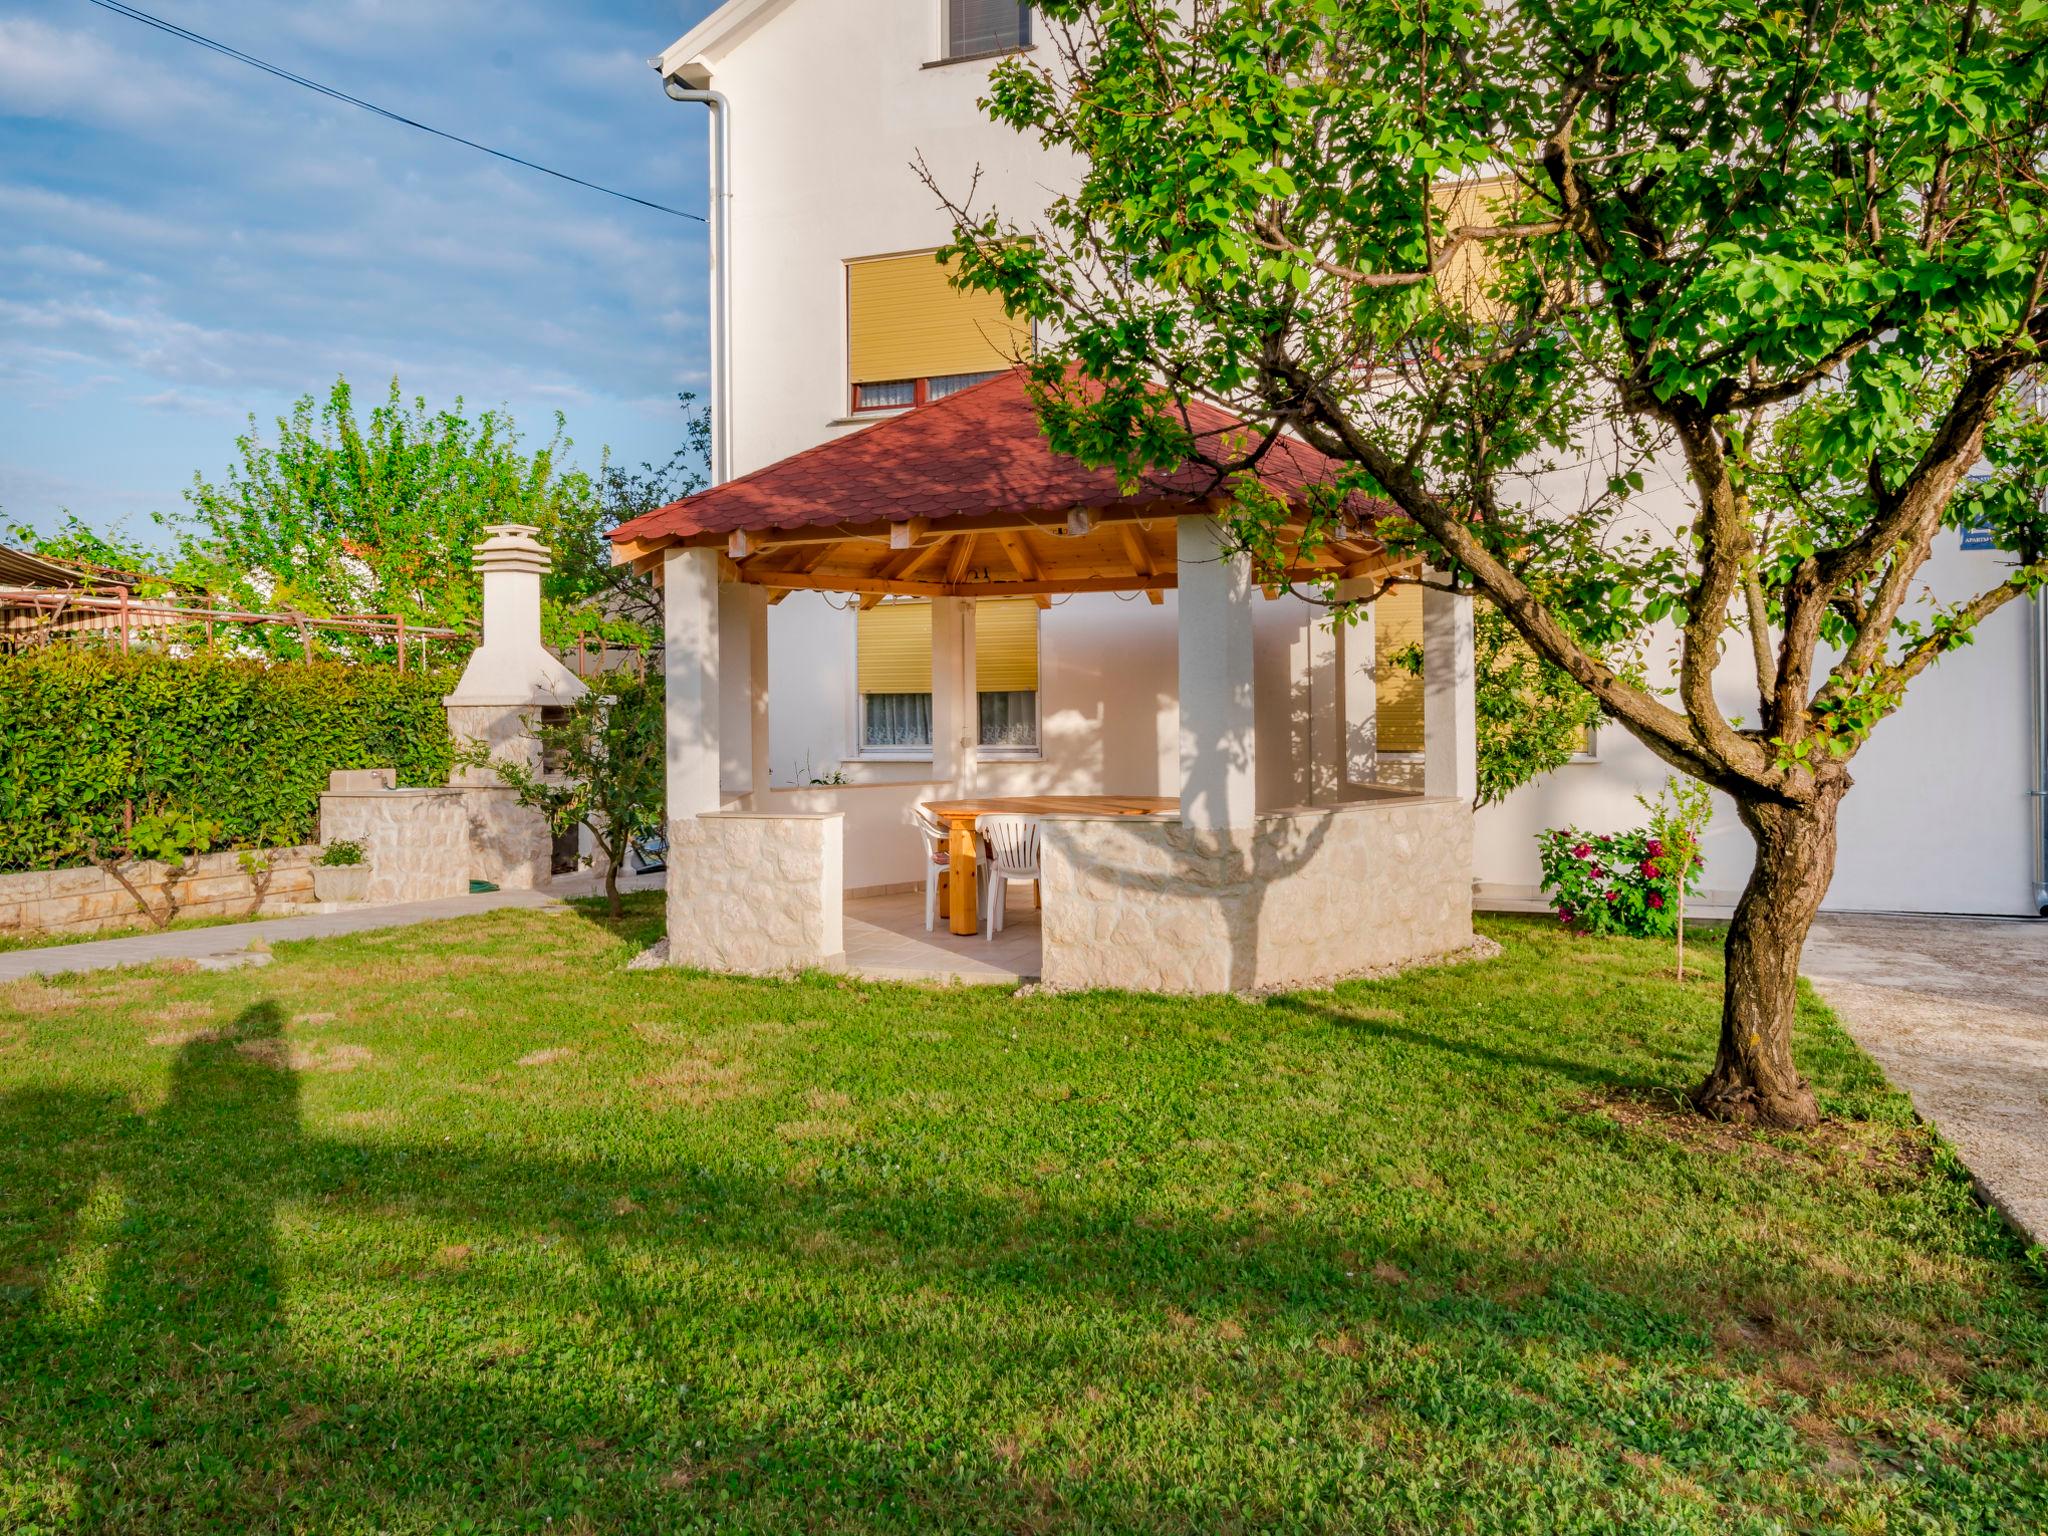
[0,649,455,871]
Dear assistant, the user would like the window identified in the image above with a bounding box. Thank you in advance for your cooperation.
[857,600,933,755]
[852,370,1006,413]
[946,0,1030,59]
[975,597,1040,755]
[847,251,1030,414]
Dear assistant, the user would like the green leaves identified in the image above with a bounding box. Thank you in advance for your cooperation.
[0,649,455,872]
[144,376,662,653]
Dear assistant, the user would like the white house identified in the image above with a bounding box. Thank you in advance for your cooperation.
[634,0,2048,947]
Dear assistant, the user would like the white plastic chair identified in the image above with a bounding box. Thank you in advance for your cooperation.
[978,814,1041,939]
[913,807,982,933]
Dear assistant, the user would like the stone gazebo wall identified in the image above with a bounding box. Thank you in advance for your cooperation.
[664,811,845,974]
[1037,796,1474,993]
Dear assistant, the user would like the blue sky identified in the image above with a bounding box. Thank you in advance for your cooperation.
[1,0,722,547]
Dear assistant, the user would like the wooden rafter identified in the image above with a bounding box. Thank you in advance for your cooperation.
[946,533,978,584]
[995,531,1055,610]
[1116,522,1166,605]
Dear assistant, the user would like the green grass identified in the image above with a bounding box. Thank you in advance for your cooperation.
[0,900,2040,1534]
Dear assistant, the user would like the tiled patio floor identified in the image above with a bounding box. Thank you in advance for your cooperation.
[842,889,1040,984]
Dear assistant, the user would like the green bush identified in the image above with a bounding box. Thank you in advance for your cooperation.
[0,649,454,871]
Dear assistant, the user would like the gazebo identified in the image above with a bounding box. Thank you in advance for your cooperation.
[610,370,1477,992]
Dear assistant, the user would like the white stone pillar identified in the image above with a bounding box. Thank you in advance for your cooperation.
[1330,576,1378,786]
[1422,581,1477,802]
[664,547,722,820]
[1299,615,1343,805]
[1176,515,1258,829]
[718,582,768,799]
[932,596,969,789]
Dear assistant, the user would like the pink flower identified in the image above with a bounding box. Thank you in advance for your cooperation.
[1641,861,1662,879]
[1591,865,1606,879]
[1558,908,1575,924]
[1649,894,1665,910]
[1605,890,1620,903]
[1572,842,1592,860]
[1647,838,1665,858]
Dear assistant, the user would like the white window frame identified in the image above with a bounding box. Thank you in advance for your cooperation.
[971,600,1042,762]
[847,606,935,763]
[973,687,1042,762]
[940,1,1033,63]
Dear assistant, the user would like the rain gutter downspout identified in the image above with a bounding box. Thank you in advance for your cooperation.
[655,70,732,487]
[2033,586,2048,913]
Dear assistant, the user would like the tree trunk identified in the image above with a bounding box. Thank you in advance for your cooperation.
[1691,777,1847,1131]
[604,859,623,921]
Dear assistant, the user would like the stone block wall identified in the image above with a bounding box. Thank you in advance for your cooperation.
[1038,797,1474,993]
[665,812,844,974]
[0,845,319,938]
[318,785,471,904]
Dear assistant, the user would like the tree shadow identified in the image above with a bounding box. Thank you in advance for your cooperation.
[1267,992,1659,1094]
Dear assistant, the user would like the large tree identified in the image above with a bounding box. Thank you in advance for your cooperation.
[938,0,2048,1127]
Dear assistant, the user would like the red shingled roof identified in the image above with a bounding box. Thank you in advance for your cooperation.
[609,368,1370,548]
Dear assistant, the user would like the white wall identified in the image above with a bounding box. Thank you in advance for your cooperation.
[759,585,1335,886]
[1475,524,2041,918]
[691,0,1076,477]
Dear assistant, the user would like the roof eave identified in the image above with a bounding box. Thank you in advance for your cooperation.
[653,0,794,84]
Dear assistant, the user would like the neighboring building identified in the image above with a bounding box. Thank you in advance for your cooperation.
[650,0,2045,919]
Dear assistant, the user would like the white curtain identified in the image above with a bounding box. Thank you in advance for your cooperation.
[864,692,933,749]
[978,690,1037,749]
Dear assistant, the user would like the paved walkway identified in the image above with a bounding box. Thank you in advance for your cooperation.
[0,873,664,982]
[1804,913,2048,1249]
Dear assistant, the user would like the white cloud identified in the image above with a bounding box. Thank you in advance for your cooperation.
[135,388,239,419]
[0,15,220,128]
[7,243,114,275]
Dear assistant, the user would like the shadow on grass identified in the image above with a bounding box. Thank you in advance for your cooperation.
[1,978,2040,1532]
[560,888,666,955]
[1267,993,1660,1094]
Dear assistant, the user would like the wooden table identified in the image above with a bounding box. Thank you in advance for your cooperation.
[922,796,1177,935]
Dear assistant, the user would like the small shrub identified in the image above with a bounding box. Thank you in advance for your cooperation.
[1538,824,1701,938]
[316,840,366,868]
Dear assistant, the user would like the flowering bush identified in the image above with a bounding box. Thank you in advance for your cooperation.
[1537,824,1701,938]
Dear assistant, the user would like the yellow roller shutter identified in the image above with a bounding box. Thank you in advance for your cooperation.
[1433,178,1515,321]
[857,601,932,694]
[974,598,1039,692]
[847,251,1031,384]
[1375,584,1425,753]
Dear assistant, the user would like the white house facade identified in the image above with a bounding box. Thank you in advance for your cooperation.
[648,0,2048,922]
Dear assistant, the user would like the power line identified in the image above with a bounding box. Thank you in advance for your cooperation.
[81,0,705,223]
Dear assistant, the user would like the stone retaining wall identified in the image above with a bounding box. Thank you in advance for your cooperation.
[0,845,319,937]
[665,811,844,974]
[1038,797,1474,993]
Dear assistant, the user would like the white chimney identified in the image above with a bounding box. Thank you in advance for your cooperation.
[446,524,588,708]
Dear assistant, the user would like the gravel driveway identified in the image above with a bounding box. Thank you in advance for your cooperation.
[1804,913,2048,1249]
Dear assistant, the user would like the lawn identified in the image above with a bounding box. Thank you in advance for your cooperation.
[0,900,2040,1534]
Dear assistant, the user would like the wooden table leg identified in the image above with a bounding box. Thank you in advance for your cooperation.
[948,824,979,936]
